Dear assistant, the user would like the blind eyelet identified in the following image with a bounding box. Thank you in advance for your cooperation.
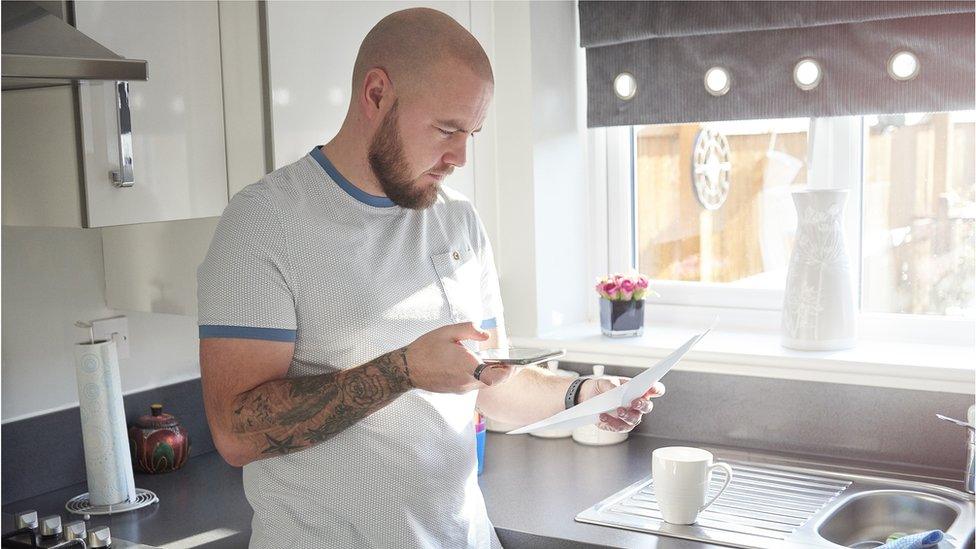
[793,58,823,91]
[613,72,637,100]
[887,50,920,81]
[704,67,731,96]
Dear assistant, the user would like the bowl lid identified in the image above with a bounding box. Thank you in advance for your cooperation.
[134,403,179,429]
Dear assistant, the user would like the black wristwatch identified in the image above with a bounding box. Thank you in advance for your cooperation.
[564,378,587,409]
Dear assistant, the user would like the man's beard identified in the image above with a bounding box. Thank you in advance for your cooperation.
[367,100,440,210]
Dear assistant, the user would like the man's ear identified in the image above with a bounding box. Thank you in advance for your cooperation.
[360,67,394,122]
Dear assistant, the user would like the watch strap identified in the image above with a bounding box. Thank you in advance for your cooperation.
[565,377,587,409]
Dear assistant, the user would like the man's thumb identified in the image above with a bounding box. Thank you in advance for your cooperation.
[593,378,620,394]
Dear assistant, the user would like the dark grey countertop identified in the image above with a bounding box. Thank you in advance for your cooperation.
[2,433,963,548]
[1,451,252,548]
[481,433,727,549]
[480,432,968,549]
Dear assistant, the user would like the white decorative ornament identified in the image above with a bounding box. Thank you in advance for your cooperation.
[692,129,732,210]
[781,189,857,350]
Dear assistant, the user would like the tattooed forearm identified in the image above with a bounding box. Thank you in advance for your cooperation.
[230,347,413,460]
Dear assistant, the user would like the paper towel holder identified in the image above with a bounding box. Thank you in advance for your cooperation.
[66,488,158,516]
[74,321,96,344]
[70,325,159,515]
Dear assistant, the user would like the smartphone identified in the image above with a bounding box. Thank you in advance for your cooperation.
[476,348,565,366]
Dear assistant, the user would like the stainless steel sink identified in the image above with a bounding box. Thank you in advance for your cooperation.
[577,460,976,548]
[816,489,972,548]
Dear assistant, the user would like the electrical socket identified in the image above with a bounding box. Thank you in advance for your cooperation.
[91,315,130,359]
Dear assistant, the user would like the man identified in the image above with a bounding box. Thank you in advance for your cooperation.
[197,8,663,548]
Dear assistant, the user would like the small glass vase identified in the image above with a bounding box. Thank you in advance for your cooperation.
[599,298,645,337]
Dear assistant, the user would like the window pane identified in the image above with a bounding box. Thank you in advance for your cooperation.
[862,111,976,317]
[635,119,808,287]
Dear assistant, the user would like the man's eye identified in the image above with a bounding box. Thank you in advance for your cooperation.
[437,128,453,136]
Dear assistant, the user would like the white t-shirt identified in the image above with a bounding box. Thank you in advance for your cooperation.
[197,147,505,548]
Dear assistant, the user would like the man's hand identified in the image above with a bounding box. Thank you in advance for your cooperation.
[578,377,666,432]
[405,322,513,393]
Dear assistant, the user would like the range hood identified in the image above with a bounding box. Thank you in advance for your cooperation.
[2,1,147,90]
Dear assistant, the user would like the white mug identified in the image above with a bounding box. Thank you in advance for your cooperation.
[651,446,733,525]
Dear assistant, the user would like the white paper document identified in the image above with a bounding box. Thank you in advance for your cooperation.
[506,327,712,435]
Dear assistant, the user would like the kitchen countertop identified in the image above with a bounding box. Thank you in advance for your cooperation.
[481,433,727,549]
[1,450,252,549]
[480,433,965,548]
[2,433,965,548]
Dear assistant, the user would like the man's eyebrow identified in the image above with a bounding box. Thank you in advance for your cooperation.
[435,119,483,134]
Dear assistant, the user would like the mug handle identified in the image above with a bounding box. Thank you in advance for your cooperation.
[699,462,733,512]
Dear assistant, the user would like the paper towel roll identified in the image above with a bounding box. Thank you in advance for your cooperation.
[74,339,137,506]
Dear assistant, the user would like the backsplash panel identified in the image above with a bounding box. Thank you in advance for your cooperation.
[1,226,202,421]
[1,378,214,504]
[561,362,974,476]
[5,361,971,504]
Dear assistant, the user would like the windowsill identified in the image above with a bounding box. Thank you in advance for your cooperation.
[511,323,976,394]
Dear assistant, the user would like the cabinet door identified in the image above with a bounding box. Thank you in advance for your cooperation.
[265,1,476,201]
[74,1,228,227]
[1,86,85,228]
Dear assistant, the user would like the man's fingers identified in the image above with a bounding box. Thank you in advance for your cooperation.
[615,407,642,425]
[451,321,490,342]
[613,407,644,426]
[640,382,666,399]
[598,414,634,432]
[630,398,654,414]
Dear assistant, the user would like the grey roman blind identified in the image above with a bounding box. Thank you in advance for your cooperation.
[579,1,976,127]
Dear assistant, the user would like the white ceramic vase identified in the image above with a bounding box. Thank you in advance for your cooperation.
[781,189,857,350]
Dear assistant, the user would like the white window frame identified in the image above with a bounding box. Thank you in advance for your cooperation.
[595,116,976,347]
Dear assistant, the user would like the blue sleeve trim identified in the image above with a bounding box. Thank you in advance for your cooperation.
[480,317,498,329]
[199,325,297,342]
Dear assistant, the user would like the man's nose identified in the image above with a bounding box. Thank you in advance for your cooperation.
[443,137,468,168]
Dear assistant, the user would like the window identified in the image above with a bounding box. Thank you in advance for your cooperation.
[862,111,975,317]
[634,118,808,289]
[602,111,975,335]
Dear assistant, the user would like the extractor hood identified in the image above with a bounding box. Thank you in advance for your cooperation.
[2,1,147,90]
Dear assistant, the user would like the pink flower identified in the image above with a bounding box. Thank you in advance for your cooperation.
[596,273,653,301]
[619,279,635,300]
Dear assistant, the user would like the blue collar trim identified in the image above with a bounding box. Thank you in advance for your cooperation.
[310,147,396,208]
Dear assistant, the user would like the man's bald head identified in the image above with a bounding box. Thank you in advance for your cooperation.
[352,8,493,101]
[327,8,493,210]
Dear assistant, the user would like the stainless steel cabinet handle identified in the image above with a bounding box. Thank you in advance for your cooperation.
[110,81,135,187]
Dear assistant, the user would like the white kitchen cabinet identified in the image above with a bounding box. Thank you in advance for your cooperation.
[265,1,477,201]
[1,86,86,228]
[101,1,270,315]
[1,1,269,229]
[73,0,229,227]
[219,0,273,198]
